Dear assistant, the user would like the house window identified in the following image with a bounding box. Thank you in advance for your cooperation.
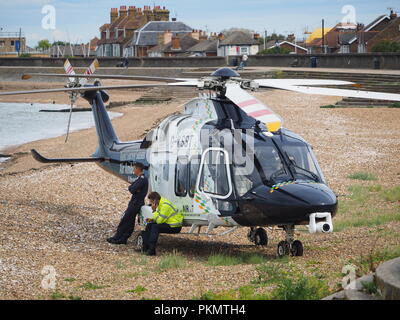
[341,45,350,53]
[11,40,15,46]
[175,156,189,197]
[240,47,249,55]
[0,41,5,47]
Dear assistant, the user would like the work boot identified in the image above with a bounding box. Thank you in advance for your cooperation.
[144,249,156,256]
[107,237,127,245]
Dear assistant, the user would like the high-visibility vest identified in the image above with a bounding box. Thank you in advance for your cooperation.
[153,197,183,228]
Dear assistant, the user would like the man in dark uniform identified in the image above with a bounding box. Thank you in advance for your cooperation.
[107,162,148,245]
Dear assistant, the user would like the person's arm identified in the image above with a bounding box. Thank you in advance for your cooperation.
[128,177,144,195]
[152,203,174,224]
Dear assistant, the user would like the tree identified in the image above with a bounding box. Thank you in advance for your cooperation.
[258,46,292,55]
[371,40,400,53]
[220,28,255,37]
[36,39,51,50]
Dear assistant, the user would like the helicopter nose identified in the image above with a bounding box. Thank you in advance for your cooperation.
[262,182,337,209]
[235,182,338,226]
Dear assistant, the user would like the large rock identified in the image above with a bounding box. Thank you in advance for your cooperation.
[376,257,400,300]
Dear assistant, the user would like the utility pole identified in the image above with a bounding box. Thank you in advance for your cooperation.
[322,19,325,54]
[264,30,267,50]
[18,27,22,57]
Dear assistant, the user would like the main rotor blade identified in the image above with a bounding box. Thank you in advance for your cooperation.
[22,73,198,83]
[225,83,282,132]
[255,79,355,87]
[258,83,400,102]
[0,83,171,96]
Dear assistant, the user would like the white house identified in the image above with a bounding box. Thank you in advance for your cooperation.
[217,31,259,57]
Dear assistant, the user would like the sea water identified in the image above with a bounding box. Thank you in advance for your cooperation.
[0,102,122,151]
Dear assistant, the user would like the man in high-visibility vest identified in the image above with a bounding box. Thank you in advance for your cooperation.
[142,192,183,256]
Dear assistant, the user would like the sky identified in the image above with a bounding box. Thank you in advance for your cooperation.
[0,0,398,47]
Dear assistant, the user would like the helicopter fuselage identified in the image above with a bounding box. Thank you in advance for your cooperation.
[95,95,337,231]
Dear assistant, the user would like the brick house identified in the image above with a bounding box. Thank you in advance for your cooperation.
[0,32,26,56]
[97,5,170,57]
[127,21,193,57]
[347,10,400,52]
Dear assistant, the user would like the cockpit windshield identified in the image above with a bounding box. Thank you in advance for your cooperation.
[233,131,325,195]
[279,133,325,183]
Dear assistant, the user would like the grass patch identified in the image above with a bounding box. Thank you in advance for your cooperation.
[347,172,377,181]
[158,250,187,271]
[196,261,330,300]
[362,281,378,295]
[381,186,400,202]
[64,278,76,282]
[79,282,107,290]
[126,285,147,294]
[351,245,400,275]
[334,185,400,232]
[50,291,82,300]
[206,252,267,266]
[268,276,329,300]
[115,261,126,269]
[131,256,149,266]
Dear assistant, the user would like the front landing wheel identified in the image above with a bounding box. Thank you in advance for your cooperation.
[277,241,290,257]
[290,240,304,257]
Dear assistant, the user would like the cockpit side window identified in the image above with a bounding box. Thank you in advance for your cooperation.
[175,156,188,197]
[199,149,230,197]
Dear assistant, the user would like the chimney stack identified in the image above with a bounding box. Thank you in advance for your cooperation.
[253,33,261,40]
[191,30,200,40]
[163,30,173,45]
[171,35,181,50]
[128,6,137,18]
[218,33,225,41]
[110,8,118,23]
[119,6,128,18]
[390,9,397,20]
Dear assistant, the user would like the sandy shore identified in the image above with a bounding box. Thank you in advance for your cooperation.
[0,80,399,300]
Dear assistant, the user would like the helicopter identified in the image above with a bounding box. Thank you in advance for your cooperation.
[1,66,400,257]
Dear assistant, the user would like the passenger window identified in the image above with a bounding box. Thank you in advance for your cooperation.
[199,150,230,197]
[189,156,201,198]
[175,157,188,197]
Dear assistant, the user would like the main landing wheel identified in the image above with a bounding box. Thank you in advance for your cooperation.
[254,228,268,246]
[248,227,268,246]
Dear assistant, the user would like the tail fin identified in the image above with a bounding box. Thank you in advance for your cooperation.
[82,89,119,156]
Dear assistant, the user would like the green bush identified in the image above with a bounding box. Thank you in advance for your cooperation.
[371,40,400,53]
[269,275,330,300]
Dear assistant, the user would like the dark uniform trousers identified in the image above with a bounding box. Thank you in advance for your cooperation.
[113,175,148,241]
[143,223,182,251]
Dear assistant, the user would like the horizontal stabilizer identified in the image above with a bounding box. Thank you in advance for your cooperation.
[31,149,104,164]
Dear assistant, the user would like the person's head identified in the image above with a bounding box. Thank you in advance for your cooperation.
[132,162,144,176]
[147,192,161,211]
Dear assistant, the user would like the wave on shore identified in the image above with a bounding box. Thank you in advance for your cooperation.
[0,102,122,152]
